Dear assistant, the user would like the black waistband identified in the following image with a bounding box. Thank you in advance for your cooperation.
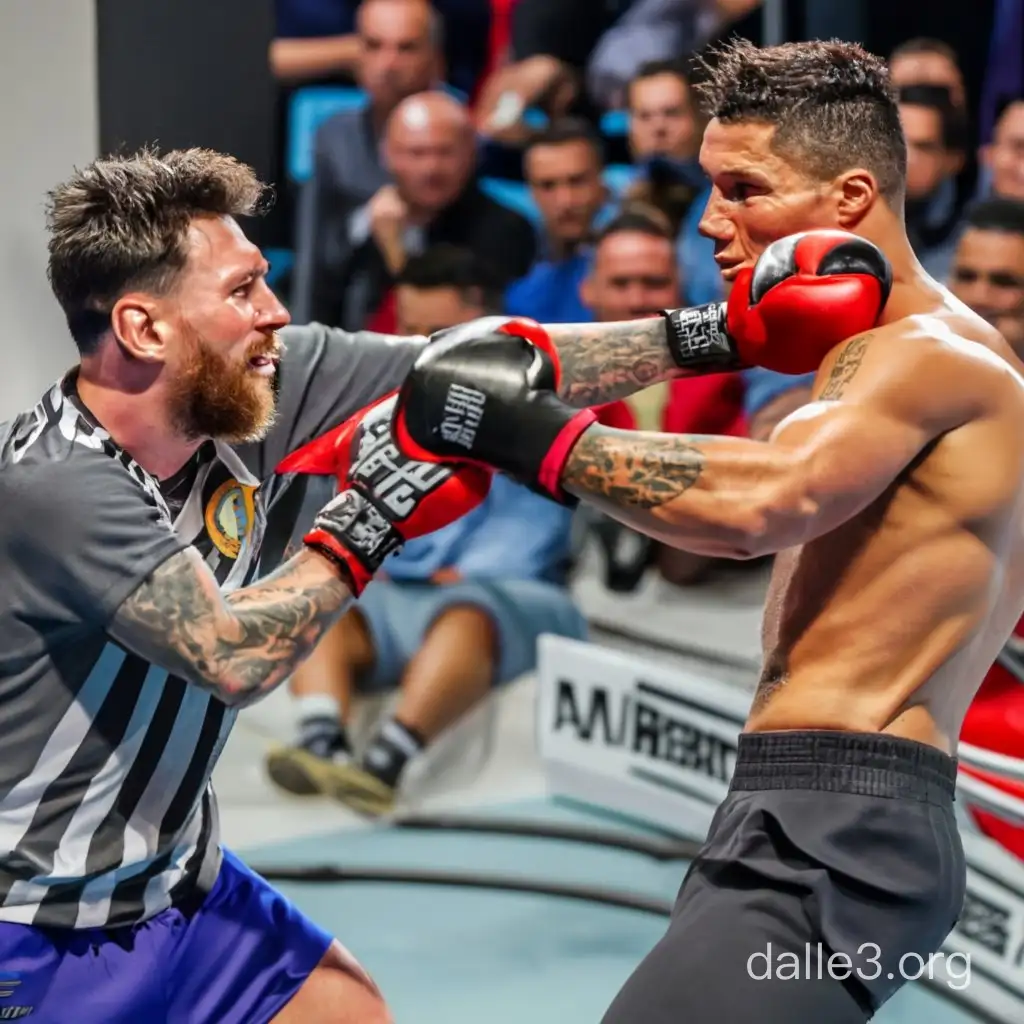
[729,730,958,805]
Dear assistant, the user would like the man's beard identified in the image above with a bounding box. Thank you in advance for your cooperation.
[167,332,281,444]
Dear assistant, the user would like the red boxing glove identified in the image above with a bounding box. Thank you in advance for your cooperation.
[726,230,892,375]
[281,392,492,593]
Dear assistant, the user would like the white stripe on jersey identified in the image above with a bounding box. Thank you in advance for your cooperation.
[50,664,170,879]
[0,645,125,862]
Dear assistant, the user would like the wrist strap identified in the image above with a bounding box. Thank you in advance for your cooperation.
[537,407,598,506]
[662,303,743,371]
[303,489,404,594]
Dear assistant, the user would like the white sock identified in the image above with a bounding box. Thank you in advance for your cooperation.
[295,694,342,725]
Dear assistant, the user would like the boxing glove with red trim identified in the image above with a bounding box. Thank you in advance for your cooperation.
[278,391,492,593]
[392,318,596,504]
[662,229,893,375]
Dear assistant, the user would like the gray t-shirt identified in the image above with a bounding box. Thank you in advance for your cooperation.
[0,323,421,929]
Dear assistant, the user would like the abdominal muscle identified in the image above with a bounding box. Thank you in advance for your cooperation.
[744,485,1014,755]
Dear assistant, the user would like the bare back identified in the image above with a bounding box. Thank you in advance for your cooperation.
[750,289,1024,752]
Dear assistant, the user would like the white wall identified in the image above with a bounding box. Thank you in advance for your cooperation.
[0,0,98,418]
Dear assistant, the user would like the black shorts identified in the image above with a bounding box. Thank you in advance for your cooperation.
[600,731,965,1024]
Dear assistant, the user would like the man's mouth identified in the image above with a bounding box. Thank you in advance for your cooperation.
[247,353,279,377]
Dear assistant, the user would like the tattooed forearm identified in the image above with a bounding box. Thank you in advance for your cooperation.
[563,427,705,509]
[818,333,871,399]
[109,547,352,706]
[545,318,681,406]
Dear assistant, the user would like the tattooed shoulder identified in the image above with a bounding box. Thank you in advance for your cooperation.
[818,333,872,400]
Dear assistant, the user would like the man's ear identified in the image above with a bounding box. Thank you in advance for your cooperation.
[835,169,877,229]
[109,294,168,363]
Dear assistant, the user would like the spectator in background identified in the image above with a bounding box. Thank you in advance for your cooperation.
[271,0,493,98]
[888,37,967,109]
[898,84,968,281]
[291,0,443,321]
[266,246,586,815]
[983,97,1024,200]
[308,91,536,329]
[581,207,747,588]
[586,0,763,111]
[475,0,635,143]
[949,197,1024,354]
[624,60,722,305]
[505,119,609,322]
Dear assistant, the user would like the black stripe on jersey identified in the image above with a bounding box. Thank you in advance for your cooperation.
[105,691,226,917]
[102,789,213,927]
[0,655,151,910]
[166,787,216,907]
[81,674,189,878]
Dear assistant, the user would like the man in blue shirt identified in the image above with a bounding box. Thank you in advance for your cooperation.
[505,118,611,323]
[267,246,587,814]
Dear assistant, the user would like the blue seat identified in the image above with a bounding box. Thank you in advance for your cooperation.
[478,178,541,226]
[603,164,636,195]
[263,248,295,289]
[287,86,369,184]
[600,110,629,137]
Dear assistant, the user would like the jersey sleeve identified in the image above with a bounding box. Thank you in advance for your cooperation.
[237,323,426,480]
[0,451,188,629]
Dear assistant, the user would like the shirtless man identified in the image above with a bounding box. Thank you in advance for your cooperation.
[385,39,1024,1022]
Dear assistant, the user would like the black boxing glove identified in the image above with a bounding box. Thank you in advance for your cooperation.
[392,318,597,505]
[662,229,893,375]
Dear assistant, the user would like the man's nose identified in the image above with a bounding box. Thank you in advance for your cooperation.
[255,279,291,329]
[698,190,732,241]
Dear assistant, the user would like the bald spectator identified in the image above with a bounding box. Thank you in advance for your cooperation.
[888,38,967,109]
[291,0,444,321]
[309,92,536,329]
[271,0,492,97]
[983,98,1024,201]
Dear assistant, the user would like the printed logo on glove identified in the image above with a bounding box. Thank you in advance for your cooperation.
[278,392,492,593]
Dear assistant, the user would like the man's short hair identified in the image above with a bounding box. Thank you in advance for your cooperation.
[695,39,907,205]
[46,147,269,355]
[396,244,503,312]
[898,84,968,150]
[627,58,693,105]
[963,197,1024,238]
[889,37,959,65]
[595,203,674,246]
[525,117,604,163]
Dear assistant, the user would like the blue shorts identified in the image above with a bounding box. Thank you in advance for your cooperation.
[0,849,333,1023]
[356,578,588,689]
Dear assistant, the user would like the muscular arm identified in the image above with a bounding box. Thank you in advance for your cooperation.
[545,318,690,407]
[109,547,352,708]
[561,332,968,558]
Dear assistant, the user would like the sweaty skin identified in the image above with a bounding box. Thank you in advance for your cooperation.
[555,286,1024,754]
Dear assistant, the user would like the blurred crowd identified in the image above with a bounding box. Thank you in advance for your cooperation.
[264,0,1024,816]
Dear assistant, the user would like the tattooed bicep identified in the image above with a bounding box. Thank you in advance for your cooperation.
[107,547,234,685]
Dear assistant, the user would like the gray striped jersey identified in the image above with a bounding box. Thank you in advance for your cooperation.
[0,324,422,928]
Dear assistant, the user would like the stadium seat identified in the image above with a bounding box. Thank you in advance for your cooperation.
[479,177,541,226]
[287,86,369,184]
[600,110,629,137]
[603,164,636,195]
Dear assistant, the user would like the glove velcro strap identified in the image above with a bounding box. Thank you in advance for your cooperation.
[303,489,403,594]
[662,303,743,371]
[537,407,598,504]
